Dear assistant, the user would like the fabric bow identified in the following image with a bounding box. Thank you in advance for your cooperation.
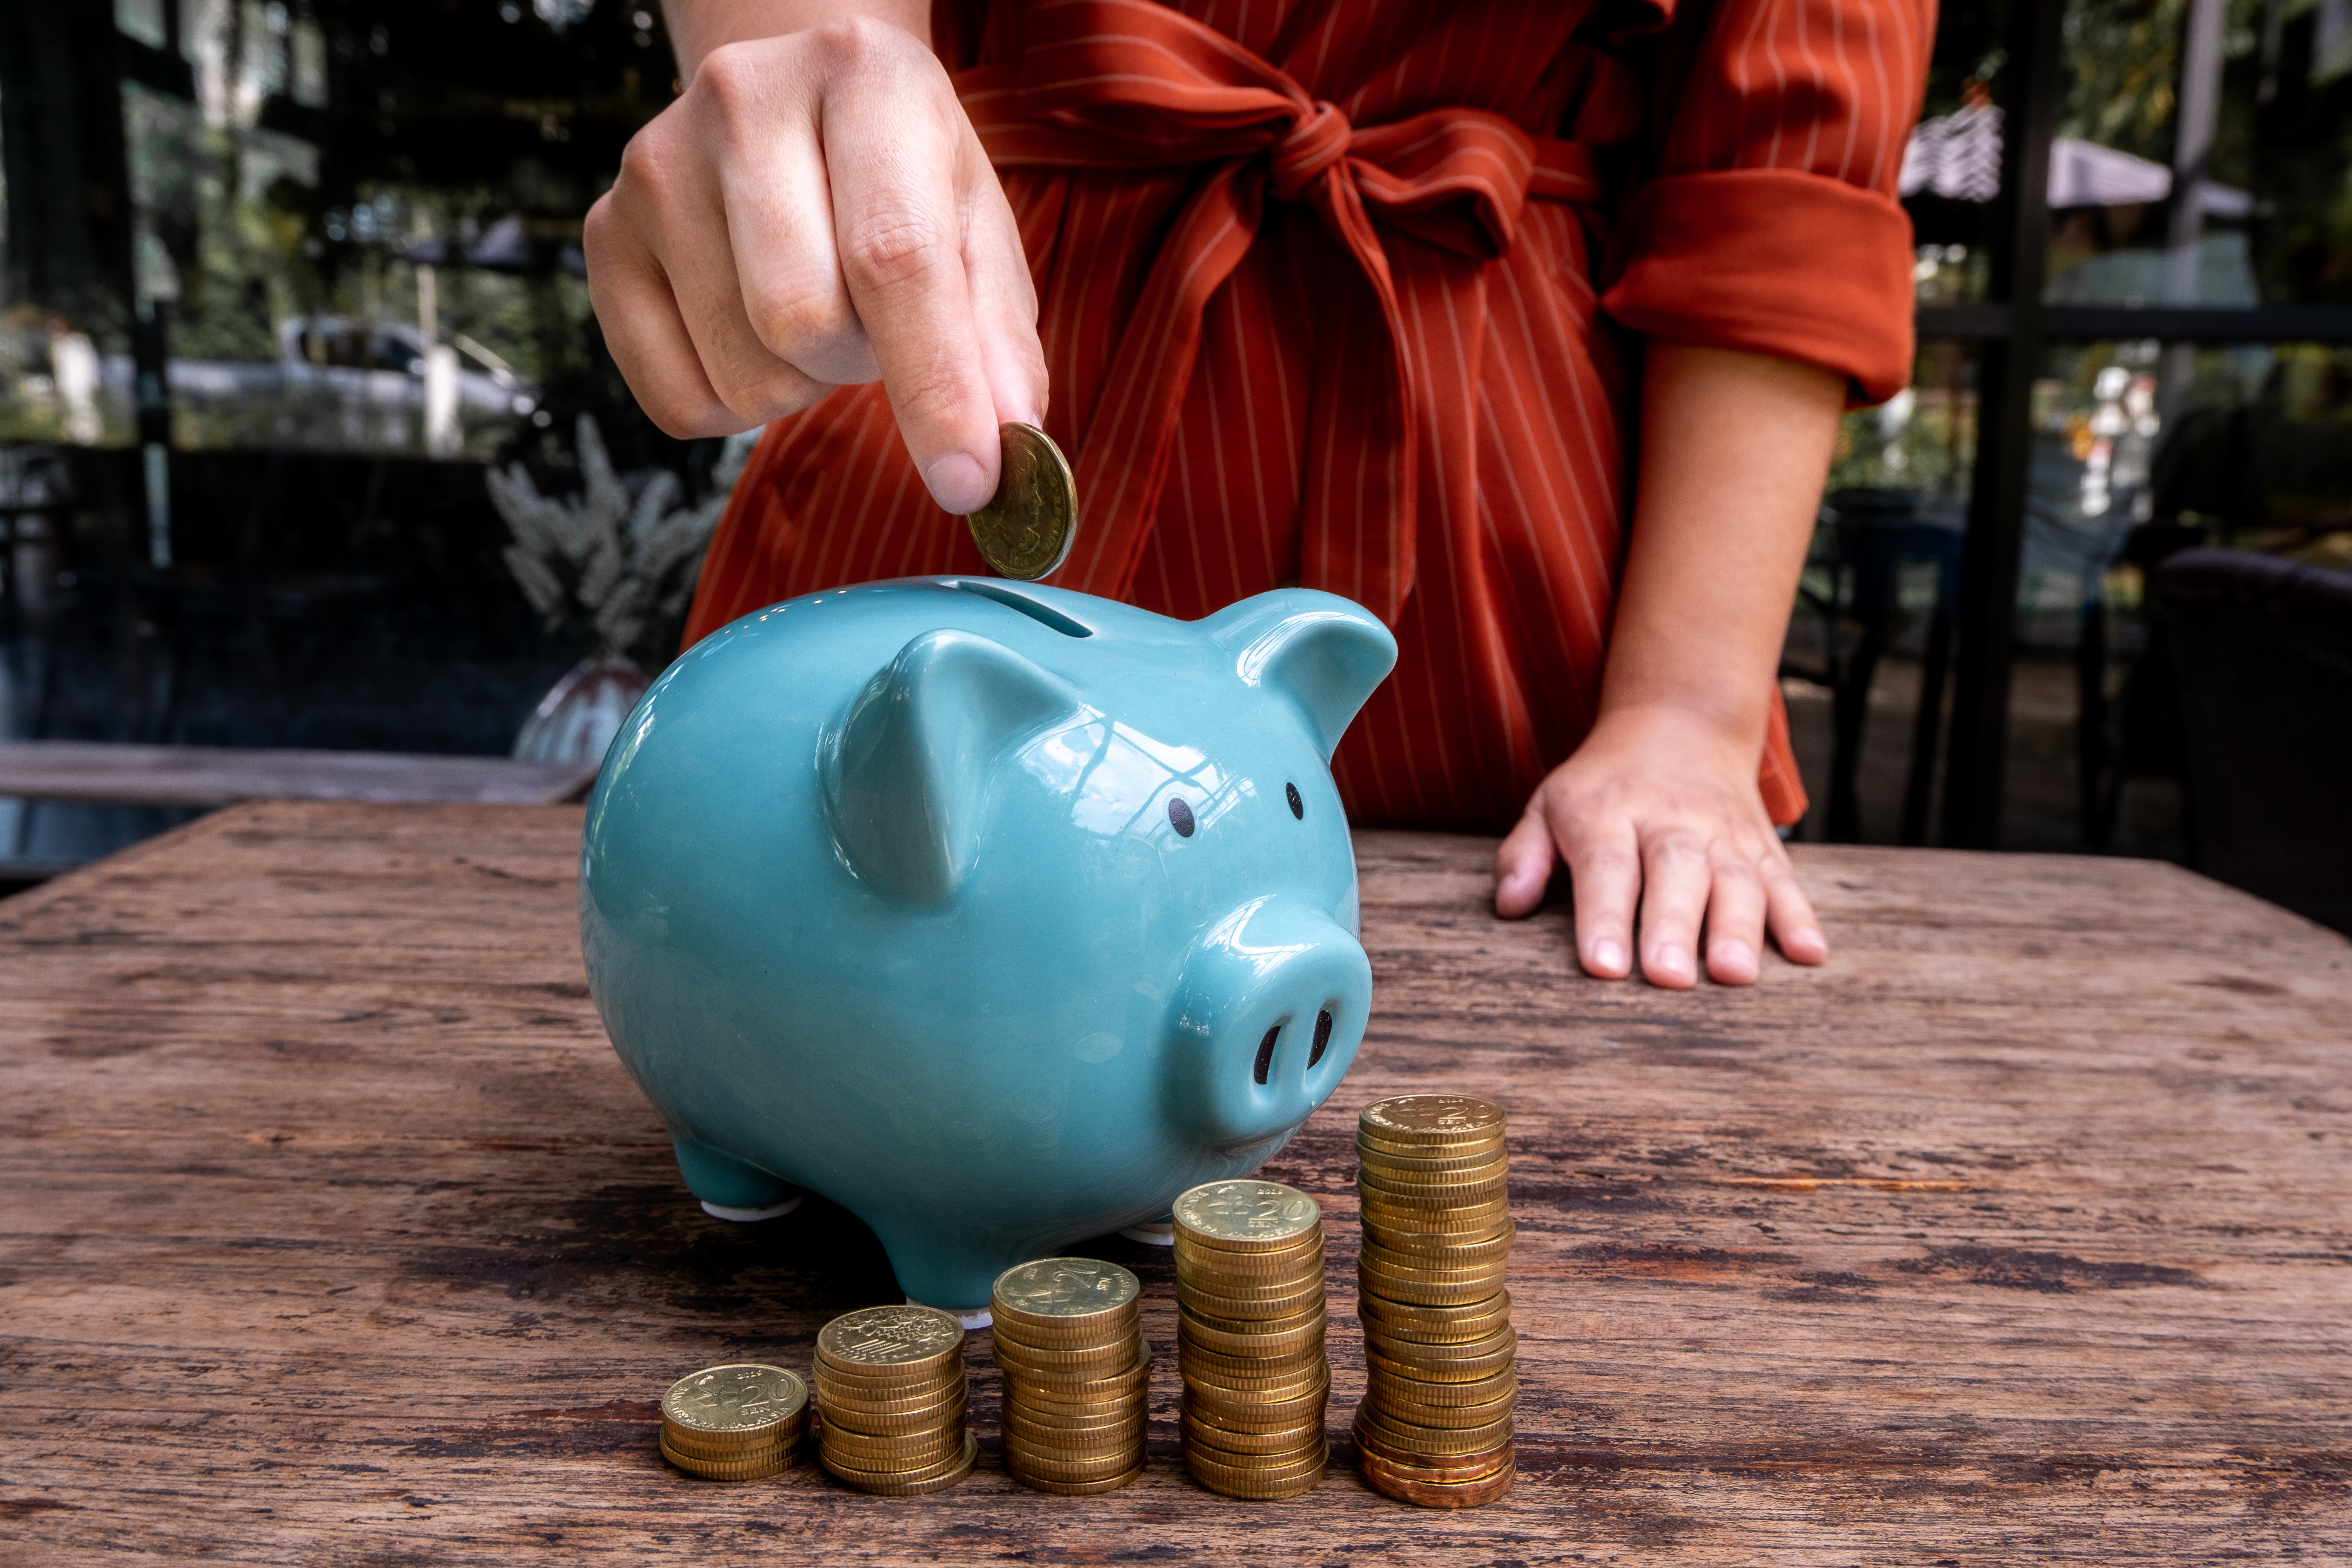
[956,0,1601,624]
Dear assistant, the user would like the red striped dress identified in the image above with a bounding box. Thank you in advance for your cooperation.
[682,0,1933,831]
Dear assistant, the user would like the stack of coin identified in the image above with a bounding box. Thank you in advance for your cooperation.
[1352,1095,1518,1507]
[989,1258,1152,1494]
[1173,1179,1331,1499]
[813,1305,979,1495]
[659,1363,809,1481]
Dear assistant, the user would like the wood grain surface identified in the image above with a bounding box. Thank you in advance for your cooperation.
[1,802,2345,1564]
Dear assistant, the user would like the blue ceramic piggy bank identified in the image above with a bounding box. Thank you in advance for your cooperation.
[579,576,1396,1315]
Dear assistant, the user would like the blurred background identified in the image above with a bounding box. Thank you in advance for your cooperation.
[1,0,2348,927]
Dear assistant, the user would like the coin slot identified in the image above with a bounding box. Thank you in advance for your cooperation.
[949,579,1093,638]
[1169,797,1196,837]
[1308,1009,1334,1067]
[1253,1024,1279,1085]
[1286,782,1303,819]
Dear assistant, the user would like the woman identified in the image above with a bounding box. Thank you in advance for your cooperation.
[585,0,1933,988]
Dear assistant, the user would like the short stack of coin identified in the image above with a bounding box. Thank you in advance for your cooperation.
[813,1305,979,1495]
[1173,1178,1331,1499]
[990,1258,1152,1494]
[659,1363,809,1480]
[1352,1096,1518,1506]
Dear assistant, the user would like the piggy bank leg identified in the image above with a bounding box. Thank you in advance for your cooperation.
[1119,1217,1176,1246]
[670,1132,803,1221]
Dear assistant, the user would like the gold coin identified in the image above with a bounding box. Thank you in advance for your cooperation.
[1363,1327,1515,1377]
[1357,1165,1507,1202]
[1359,1240,1509,1278]
[1181,1365,1329,1405]
[1178,1339,1328,1382]
[993,1340,1138,1381]
[1357,1447,1515,1507]
[815,1400,969,1439]
[1185,1442,1329,1494]
[1366,1390,1519,1432]
[1359,1256,1509,1295]
[1178,1305,1325,1354]
[1361,1219,1516,1264]
[1179,1297,1325,1336]
[1365,1365,1516,1407]
[662,1413,808,1460]
[1013,1461,1146,1495]
[817,1305,966,1373]
[1356,1406,1515,1456]
[991,1257,1140,1325]
[1176,1230,1323,1269]
[1005,1445,1148,1483]
[987,1314,1140,1352]
[1002,1405,1145,1440]
[963,422,1077,580]
[1358,1096,1506,1143]
[1356,1141,1510,1175]
[1176,1260,1326,1300]
[1173,1180,1322,1252]
[1356,1268,1507,1308]
[814,1382,969,1420]
[1002,1363,1154,1408]
[1000,1425,1148,1463]
[660,1434,798,1480]
[1352,1416,1515,1475]
[821,1428,975,1479]
[823,1431,980,1495]
[661,1363,809,1447]
[1358,1285,1511,1332]
[1181,1411,1326,1457]
[1359,1202,1513,1239]
[819,1427,966,1468]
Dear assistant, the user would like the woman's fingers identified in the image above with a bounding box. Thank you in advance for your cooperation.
[821,23,1010,514]
[584,196,740,437]
[1702,849,1768,985]
[583,16,1049,504]
[1559,807,1641,981]
[1491,810,1554,920]
[1632,829,1709,989]
[713,44,878,388]
[1762,851,1829,964]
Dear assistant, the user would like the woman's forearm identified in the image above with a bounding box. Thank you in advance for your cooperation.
[1602,343,1844,745]
[661,0,925,78]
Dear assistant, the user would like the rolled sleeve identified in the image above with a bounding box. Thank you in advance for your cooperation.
[1601,167,1916,403]
[1599,0,1934,406]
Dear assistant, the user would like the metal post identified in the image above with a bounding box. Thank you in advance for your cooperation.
[1940,0,2066,849]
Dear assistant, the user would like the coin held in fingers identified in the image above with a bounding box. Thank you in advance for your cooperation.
[964,422,1076,581]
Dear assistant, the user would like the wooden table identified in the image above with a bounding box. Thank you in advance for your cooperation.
[3,803,2346,1562]
[0,741,597,809]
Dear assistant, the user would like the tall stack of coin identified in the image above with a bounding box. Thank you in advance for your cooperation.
[813,1305,979,1495]
[1352,1095,1518,1506]
[1173,1179,1331,1499]
[989,1258,1152,1494]
[659,1363,809,1481]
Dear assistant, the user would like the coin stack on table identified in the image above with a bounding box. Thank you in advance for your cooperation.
[1350,1095,1518,1506]
[812,1305,980,1495]
[1173,1178,1332,1499]
[658,1363,810,1481]
[989,1258,1153,1494]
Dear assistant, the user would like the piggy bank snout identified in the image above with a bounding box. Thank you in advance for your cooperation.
[1168,896,1371,1149]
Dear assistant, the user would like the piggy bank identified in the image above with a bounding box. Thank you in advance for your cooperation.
[579,575,1396,1315]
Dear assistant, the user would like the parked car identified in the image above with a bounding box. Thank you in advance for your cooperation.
[97,318,540,457]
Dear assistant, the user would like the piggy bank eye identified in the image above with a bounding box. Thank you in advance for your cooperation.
[1168,797,1196,837]
[1285,782,1303,820]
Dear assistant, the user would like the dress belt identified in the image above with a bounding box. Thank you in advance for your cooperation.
[955,0,1602,623]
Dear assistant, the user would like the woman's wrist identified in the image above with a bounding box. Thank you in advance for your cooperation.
[661,0,925,78]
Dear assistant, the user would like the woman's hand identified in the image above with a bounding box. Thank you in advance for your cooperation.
[1491,341,1845,987]
[1494,707,1826,987]
[585,2,1046,514]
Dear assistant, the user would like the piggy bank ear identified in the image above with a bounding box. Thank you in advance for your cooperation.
[1204,591,1399,758]
[825,630,1080,903]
